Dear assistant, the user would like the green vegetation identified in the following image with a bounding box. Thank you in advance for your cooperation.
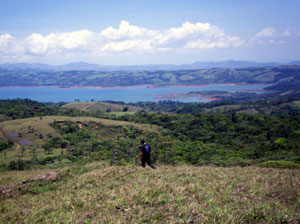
[129,97,300,115]
[258,160,300,169]
[0,115,162,167]
[0,99,300,170]
[294,100,300,108]
[0,165,299,223]
[0,98,300,222]
[0,99,84,120]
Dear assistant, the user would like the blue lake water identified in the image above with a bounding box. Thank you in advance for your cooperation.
[0,84,271,103]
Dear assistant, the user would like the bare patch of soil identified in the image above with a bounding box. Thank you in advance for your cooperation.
[0,171,59,197]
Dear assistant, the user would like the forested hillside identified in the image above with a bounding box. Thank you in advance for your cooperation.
[0,99,299,170]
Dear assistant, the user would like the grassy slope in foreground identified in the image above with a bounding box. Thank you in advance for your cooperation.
[0,165,299,223]
[0,116,162,164]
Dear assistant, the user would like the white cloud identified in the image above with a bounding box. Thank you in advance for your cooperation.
[0,34,12,46]
[282,29,291,36]
[101,39,154,53]
[251,27,291,45]
[151,22,243,49]
[0,33,25,58]
[2,22,298,63]
[153,22,214,47]
[24,30,95,55]
[185,36,243,49]
[0,21,273,62]
[256,28,276,37]
[25,33,49,54]
[100,21,243,53]
[268,39,285,44]
[0,34,15,54]
[100,20,156,41]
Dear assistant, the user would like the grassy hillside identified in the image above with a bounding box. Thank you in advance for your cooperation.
[62,102,143,113]
[0,165,299,223]
[0,116,162,165]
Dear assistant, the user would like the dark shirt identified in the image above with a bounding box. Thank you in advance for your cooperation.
[141,143,151,154]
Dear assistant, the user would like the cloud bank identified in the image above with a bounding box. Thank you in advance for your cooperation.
[0,21,293,63]
[0,21,243,60]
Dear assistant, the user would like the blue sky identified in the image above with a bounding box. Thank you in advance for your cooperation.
[0,0,299,65]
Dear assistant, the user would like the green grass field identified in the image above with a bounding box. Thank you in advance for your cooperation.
[0,165,299,223]
[62,102,143,113]
[204,105,242,113]
[294,100,300,108]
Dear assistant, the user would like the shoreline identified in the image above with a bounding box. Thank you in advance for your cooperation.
[0,83,273,89]
[0,83,273,103]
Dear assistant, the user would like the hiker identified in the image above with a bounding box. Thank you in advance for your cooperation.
[140,139,156,169]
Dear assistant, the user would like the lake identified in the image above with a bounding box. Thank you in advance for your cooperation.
[0,84,271,103]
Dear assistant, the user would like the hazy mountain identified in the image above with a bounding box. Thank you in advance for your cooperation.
[288,61,300,65]
[0,63,55,71]
[189,60,282,69]
[0,60,298,71]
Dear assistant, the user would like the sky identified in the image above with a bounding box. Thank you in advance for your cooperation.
[0,0,300,65]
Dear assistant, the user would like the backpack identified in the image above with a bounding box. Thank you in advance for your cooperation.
[145,144,151,152]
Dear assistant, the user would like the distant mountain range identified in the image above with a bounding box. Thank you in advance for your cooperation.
[1,60,300,71]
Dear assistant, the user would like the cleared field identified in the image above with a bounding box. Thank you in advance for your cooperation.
[62,102,143,113]
[204,105,242,113]
[0,116,163,164]
[0,165,299,223]
[294,100,300,108]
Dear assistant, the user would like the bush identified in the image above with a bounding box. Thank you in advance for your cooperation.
[0,142,8,151]
[8,159,26,170]
[257,160,300,169]
[39,156,56,165]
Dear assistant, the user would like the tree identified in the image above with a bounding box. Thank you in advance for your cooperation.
[42,142,53,154]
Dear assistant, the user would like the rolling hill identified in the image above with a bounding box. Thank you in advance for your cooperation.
[61,102,143,113]
[0,116,162,165]
[0,60,293,71]
[0,64,300,90]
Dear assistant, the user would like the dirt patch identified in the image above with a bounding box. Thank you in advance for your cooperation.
[80,103,93,112]
[76,121,88,129]
[0,171,59,197]
[40,171,58,181]
[15,143,21,150]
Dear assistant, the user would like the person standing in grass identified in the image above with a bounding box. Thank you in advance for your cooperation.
[140,139,156,169]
